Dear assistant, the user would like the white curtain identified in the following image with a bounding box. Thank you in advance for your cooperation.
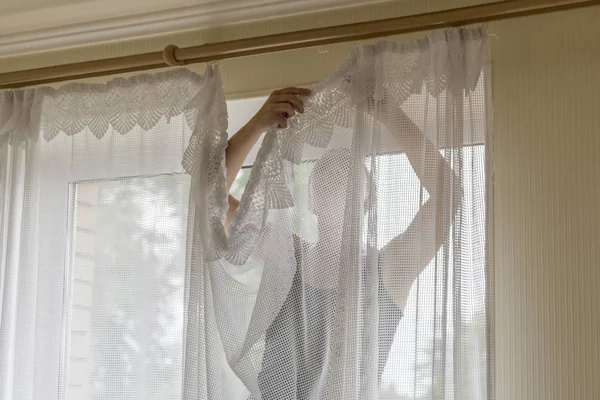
[183,28,493,400]
[0,27,492,400]
[0,68,218,400]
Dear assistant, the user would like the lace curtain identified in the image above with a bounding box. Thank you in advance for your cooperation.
[0,27,492,400]
[183,28,493,400]
[0,69,213,400]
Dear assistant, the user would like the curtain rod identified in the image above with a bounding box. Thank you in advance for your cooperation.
[1,0,599,89]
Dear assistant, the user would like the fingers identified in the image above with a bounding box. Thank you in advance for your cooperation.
[275,115,288,129]
[270,104,292,129]
[270,103,296,119]
[258,87,312,130]
[271,94,304,113]
[268,88,310,113]
[272,87,312,97]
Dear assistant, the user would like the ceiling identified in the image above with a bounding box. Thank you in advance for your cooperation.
[0,0,387,56]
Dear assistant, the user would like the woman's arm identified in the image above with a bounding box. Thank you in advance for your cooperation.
[377,101,463,310]
[225,87,310,230]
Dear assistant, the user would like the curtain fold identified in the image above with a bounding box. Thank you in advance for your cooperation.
[183,28,492,400]
[0,136,41,400]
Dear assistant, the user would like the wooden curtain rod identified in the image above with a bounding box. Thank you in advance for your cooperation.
[1,0,599,89]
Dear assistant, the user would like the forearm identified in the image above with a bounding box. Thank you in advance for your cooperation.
[225,195,239,231]
[224,87,309,232]
[377,103,462,310]
[380,108,450,197]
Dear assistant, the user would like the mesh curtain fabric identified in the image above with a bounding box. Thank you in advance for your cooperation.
[0,70,207,400]
[0,28,492,400]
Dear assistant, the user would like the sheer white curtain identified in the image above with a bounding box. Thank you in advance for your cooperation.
[0,27,492,400]
[183,28,492,400]
[0,68,219,400]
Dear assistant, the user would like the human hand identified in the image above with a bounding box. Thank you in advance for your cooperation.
[247,87,311,133]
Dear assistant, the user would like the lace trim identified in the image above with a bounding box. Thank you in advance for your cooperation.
[182,65,230,261]
[0,69,205,147]
[40,69,205,140]
[186,27,489,265]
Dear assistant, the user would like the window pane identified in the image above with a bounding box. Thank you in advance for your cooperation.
[230,167,252,200]
[68,173,190,400]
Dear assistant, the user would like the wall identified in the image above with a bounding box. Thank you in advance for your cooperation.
[1,1,599,399]
[491,8,600,400]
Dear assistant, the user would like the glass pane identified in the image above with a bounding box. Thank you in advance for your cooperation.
[67,173,190,400]
[230,167,252,200]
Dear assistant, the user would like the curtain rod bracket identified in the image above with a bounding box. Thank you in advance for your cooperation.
[162,44,185,66]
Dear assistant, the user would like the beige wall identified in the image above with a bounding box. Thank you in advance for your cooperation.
[492,8,600,400]
[1,1,599,398]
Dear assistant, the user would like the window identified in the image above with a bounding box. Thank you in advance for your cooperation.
[67,174,190,400]
[230,145,486,400]
[63,95,487,400]
[64,96,266,399]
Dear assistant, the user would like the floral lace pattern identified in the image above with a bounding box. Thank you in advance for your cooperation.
[2,28,488,266]
[0,69,206,147]
[183,27,489,266]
